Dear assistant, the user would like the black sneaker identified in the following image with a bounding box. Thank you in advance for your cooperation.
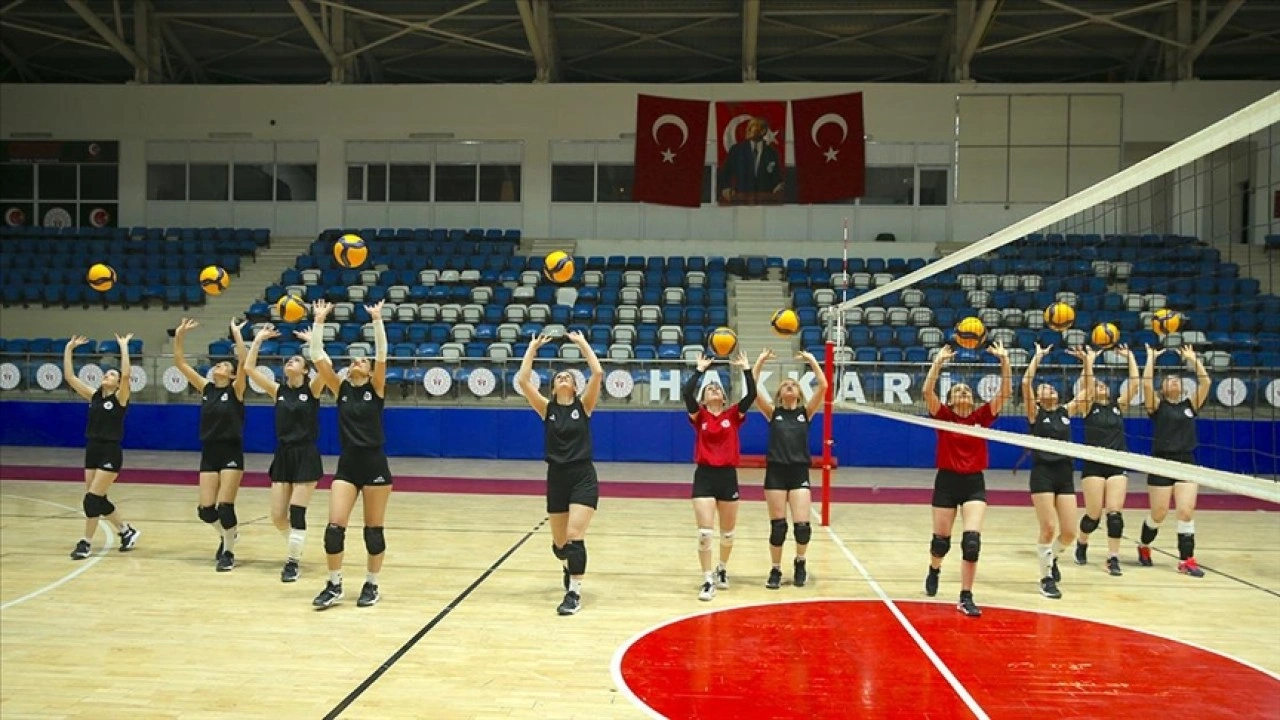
[793,558,808,587]
[1039,577,1062,599]
[957,594,982,617]
[925,567,940,597]
[766,567,782,589]
[313,582,343,609]
[281,560,300,583]
[70,539,91,560]
[1106,556,1123,577]
[557,590,581,616]
[357,582,380,607]
[119,526,140,552]
[1074,542,1087,565]
[216,551,235,572]
[1051,558,1061,582]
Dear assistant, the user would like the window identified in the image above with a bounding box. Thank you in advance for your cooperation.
[918,168,949,206]
[147,164,186,200]
[37,164,76,199]
[434,165,476,202]
[368,164,388,202]
[233,163,274,201]
[479,164,520,202]
[275,164,316,201]
[0,164,34,199]
[346,165,364,201]
[189,164,229,201]
[862,166,914,206]
[551,164,594,202]
[389,164,431,202]
[596,164,634,203]
[78,164,118,200]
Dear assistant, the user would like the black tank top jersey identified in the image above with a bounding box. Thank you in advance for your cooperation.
[1151,399,1198,455]
[275,381,320,448]
[766,405,813,465]
[544,398,593,465]
[1084,402,1127,452]
[1030,406,1072,465]
[199,382,245,443]
[337,379,385,449]
[86,387,127,442]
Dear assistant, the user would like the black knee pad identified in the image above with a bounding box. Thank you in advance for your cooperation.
[793,522,812,545]
[83,493,104,518]
[216,502,237,530]
[552,543,568,560]
[930,533,951,559]
[769,518,788,547]
[100,496,116,517]
[961,531,981,562]
[288,504,307,531]
[564,539,587,576]
[1140,520,1159,546]
[197,505,219,524]
[324,523,346,555]
[1079,514,1101,534]
[1106,512,1124,539]
[363,526,386,556]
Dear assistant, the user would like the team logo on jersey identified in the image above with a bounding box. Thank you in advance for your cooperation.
[1112,406,1121,415]
[549,414,556,422]
[1060,416,1070,425]
[571,409,579,420]
[341,395,347,402]
[363,391,372,401]
[103,401,113,410]
[299,394,308,402]
[220,392,228,401]
[731,491,739,500]
[226,460,238,468]
[721,419,730,428]
[775,415,783,421]
[1184,408,1194,418]
[102,462,114,470]
[370,476,388,485]
[798,414,806,423]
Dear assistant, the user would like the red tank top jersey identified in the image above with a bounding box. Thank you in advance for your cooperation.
[691,407,746,467]
[931,403,996,474]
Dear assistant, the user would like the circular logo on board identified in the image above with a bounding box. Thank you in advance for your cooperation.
[248,365,275,394]
[423,367,452,396]
[78,363,103,387]
[569,369,587,394]
[42,207,72,228]
[976,374,1002,402]
[4,207,25,227]
[36,363,63,390]
[129,365,147,392]
[163,366,189,393]
[467,367,496,397]
[519,370,542,397]
[89,207,110,227]
[1265,379,1280,408]
[0,362,21,390]
[1215,378,1246,407]
[605,369,634,399]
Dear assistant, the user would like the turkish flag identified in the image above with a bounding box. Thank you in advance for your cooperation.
[715,100,787,205]
[633,94,710,208]
[792,92,866,204]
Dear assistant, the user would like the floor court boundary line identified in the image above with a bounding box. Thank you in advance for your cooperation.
[1128,535,1280,598]
[0,493,111,611]
[823,524,990,720]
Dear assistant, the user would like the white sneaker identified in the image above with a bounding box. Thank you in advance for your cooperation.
[698,581,716,601]
[715,565,729,589]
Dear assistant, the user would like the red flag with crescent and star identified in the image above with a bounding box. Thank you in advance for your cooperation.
[633,94,710,208]
[715,100,787,205]
[792,92,865,204]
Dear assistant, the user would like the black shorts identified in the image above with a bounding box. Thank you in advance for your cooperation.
[83,440,123,473]
[764,463,811,492]
[1147,452,1196,487]
[1081,461,1127,479]
[931,469,987,508]
[1030,461,1076,496]
[333,447,392,489]
[692,465,740,501]
[199,440,244,473]
[268,443,323,484]
[546,460,599,513]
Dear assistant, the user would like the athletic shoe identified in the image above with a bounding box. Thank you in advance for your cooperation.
[957,594,982,617]
[1137,545,1153,567]
[924,567,940,597]
[715,565,729,590]
[312,582,343,609]
[1106,556,1122,576]
[70,539,91,560]
[793,558,808,587]
[119,526,140,552]
[216,551,235,572]
[698,581,716,601]
[562,566,569,591]
[1074,542,1088,565]
[1039,577,1062,599]
[766,567,783,590]
[1178,558,1205,578]
[281,560,300,583]
[1051,558,1061,582]
[556,591,581,616]
[357,582,380,607]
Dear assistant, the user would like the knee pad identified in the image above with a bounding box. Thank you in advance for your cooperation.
[564,539,587,576]
[1079,514,1101,535]
[698,528,714,552]
[216,502,237,530]
[930,533,951,559]
[100,496,116,517]
[1106,512,1124,539]
[552,543,568,560]
[197,505,219,524]
[769,518,788,547]
[961,531,981,563]
[324,523,346,555]
[288,504,307,531]
[363,526,386,556]
[793,522,812,546]
[720,530,735,547]
[83,493,104,518]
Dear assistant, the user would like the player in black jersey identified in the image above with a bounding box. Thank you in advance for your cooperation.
[173,317,259,572]
[751,348,828,590]
[1022,343,1094,599]
[1074,344,1140,577]
[236,323,325,583]
[63,334,140,559]
[1138,344,1210,577]
[514,331,604,616]
[308,299,392,609]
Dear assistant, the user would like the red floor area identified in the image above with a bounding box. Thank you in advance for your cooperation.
[613,600,1280,720]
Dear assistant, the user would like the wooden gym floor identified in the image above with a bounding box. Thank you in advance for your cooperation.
[1,447,1277,719]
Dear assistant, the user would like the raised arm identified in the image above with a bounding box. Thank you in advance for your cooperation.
[923,345,954,416]
[1142,344,1163,415]
[1116,344,1141,406]
[1064,345,1095,416]
[1022,342,1049,424]
[752,348,776,417]
[732,351,757,416]
[62,335,95,401]
[800,350,828,418]
[115,332,134,406]
[172,318,208,391]
[293,326,329,397]
[514,334,551,418]
[987,341,1012,417]
[308,300,341,396]
[567,331,604,415]
[683,353,712,419]
[1182,345,1210,411]
[242,325,281,398]
[236,320,270,402]
[367,300,388,398]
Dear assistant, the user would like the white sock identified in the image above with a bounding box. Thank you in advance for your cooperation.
[1037,544,1053,577]
[329,571,342,586]
[365,572,379,586]
[568,578,582,594]
[222,527,238,554]
[287,529,305,561]
[1051,538,1066,558]
[704,571,714,584]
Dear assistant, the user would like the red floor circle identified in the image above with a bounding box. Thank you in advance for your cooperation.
[612,599,1280,719]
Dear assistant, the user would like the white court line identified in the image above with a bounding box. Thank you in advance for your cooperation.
[0,493,111,611]
[824,524,990,720]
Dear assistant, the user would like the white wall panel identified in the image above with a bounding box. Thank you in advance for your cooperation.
[1009,147,1068,203]
[1010,95,1068,146]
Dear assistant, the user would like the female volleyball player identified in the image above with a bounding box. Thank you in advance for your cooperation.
[921,341,1011,617]
[1021,343,1094,599]
[236,323,325,583]
[514,331,604,616]
[174,318,259,572]
[751,347,827,589]
[1074,344,1140,576]
[682,350,756,601]
[309,299,394,609]
[63,334,140,559]
[1138,344,1210,577]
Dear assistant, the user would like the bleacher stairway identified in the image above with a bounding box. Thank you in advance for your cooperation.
[731,278,795,359]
